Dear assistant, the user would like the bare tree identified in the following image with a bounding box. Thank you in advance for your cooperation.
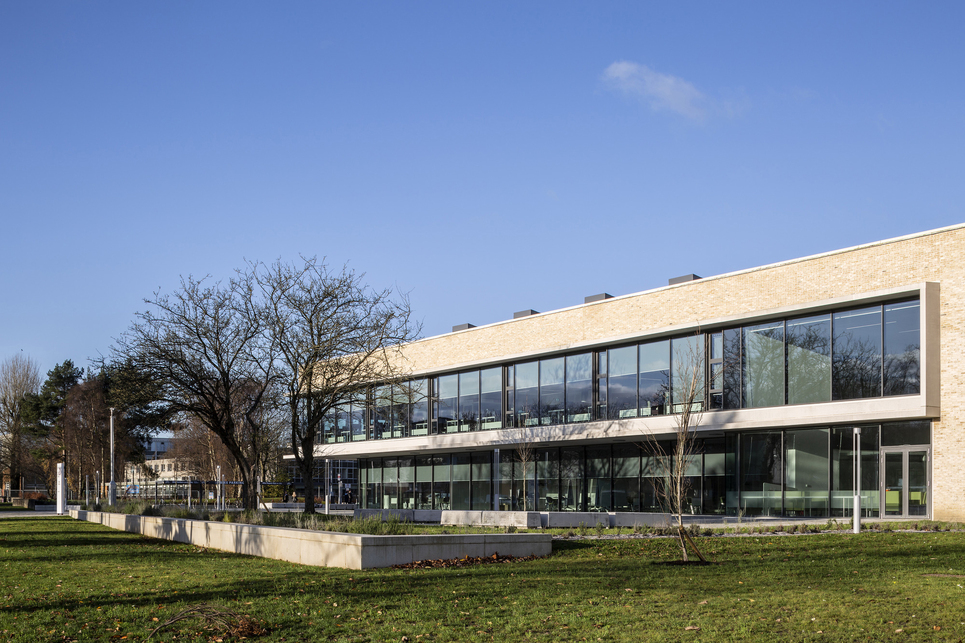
[0,354,41,495]
[644,334,707,562]
[113,273,276,510]
[255,257,418,514]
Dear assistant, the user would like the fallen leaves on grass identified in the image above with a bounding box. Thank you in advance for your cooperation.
[145,604,268,640]
[392,553,542,570]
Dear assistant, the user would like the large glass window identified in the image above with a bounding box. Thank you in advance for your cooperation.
[432,454,451,510]
[786,314,831,404]
[414,455,432,509]
[722,328,742,409]
[612,444,640,511]
[883,300,920,396]
[833,306,882,399]
[458,371,479,432]
[743,322,784,408]
[608,346,637,419]
[560,447,583,511]
[586,446,611,512]
[831,425,879,517]
[740,431,783,516]
[639,340,669,416]
[451,454,471,510]
[435,374,458,434]
[471,452,492,510]
[399,456,415,509]
[392,385,410,438]
[410,379,429,436]
[565,353,592,423]
[672,336,705,411]
[480,368,502,430]
[539,358,565,426]
[784,429,829,517]
[515,362,540,427]
[536,449,560,511]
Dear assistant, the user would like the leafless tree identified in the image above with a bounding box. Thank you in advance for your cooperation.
[0,354,41,494]
[255,257,418,514]
[113,273,277,510]
[644,334,707,562]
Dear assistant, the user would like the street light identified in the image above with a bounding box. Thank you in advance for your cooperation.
[853,426,862,534]
[108,407,117,505]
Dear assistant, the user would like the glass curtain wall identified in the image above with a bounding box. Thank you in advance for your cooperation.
[451,454,471,510]
[833,307,882,399]
[672,336,705,411]
[883,300,921,395]
[743,322,784,408]
[565,354,592,423]
[559,447,583,511]
[787,314,831,404]
[586,446,611,512]
[432,455,451,510]
[536,449,560,511]
[480,368,502,430]
[414,455,432,509]
[470,452,492,510]
[740,432,783,516]
[784,429,829,517]
[458,371,479,432]
[608,346,637,419]
[639,341,670,416]
[540,358,565,426]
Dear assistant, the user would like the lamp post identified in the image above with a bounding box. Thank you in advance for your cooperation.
[108,408,117,506]
[853,426,862,534]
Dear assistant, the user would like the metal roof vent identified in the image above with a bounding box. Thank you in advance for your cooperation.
[451,323,476,332]
[668,274,702,286]
[513,309,539,319]
[584,293,613,304]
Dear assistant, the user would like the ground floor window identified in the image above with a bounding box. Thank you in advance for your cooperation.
[357,420,930,517]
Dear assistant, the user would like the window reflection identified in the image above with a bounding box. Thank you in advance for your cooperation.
[883,301,920,396]
[744,322,784,408]
[787,315,831,404]
[833,307,882,399]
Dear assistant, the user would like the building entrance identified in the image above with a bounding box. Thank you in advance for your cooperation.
[881,447,929,518]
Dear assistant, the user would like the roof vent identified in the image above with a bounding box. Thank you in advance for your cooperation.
[584,293,613,304]
[513,309,539,319]
[668,274,702,286]
[451,323,476,332]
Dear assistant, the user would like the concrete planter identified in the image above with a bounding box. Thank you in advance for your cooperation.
[70,510,551,570]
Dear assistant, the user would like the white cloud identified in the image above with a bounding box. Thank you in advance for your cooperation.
[602,61,707,121]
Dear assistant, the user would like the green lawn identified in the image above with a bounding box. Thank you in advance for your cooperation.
[2,517,965,642]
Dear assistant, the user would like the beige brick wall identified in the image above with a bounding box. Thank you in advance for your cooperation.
[398,224,965,521]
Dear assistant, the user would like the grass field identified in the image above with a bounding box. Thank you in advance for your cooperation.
[2,516,965,642]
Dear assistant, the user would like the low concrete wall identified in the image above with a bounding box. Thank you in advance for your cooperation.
[441,511,541,528]
[609,512,672,528]
[70,510,551,570]
[353,508,669,529]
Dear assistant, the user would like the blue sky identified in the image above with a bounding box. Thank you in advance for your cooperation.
[2,2,963,376]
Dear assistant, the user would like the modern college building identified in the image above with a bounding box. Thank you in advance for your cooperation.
[311,224,965,521]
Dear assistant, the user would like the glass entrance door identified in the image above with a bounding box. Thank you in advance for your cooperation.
[881,448,929,517]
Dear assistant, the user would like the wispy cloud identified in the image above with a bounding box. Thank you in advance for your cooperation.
[602,61,707,121]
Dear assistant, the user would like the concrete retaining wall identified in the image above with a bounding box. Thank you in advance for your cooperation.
[70,510,551,570]
[353,508,669,528]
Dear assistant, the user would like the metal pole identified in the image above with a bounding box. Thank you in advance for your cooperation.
[108,408,117,505]
[85,474,89,507]
[325,459,331,515]
[853,426,862,534]
[493,448,500,511]
[216,466,221,510]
